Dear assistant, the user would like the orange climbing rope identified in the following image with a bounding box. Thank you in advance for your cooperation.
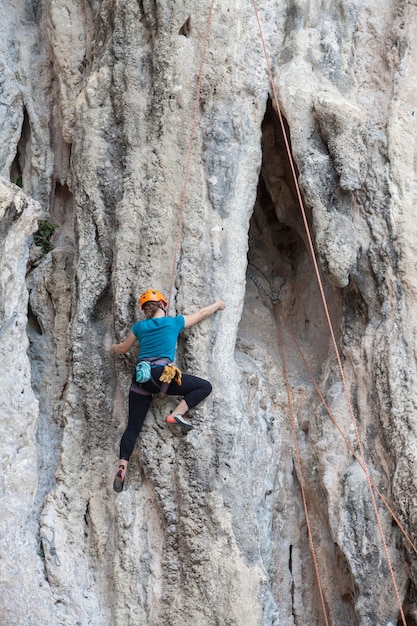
[275,301,417,559]
[251,1,408,623]
[167,0,216,311]
[166,0,411,621]
[275,306,330,626]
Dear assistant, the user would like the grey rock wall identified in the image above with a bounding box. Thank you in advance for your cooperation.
[1,0,417,624]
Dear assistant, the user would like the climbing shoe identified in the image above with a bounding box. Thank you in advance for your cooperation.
[113,465,126,493]
[165,414,193,431]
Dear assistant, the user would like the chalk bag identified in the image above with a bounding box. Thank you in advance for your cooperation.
[135,361,151,383]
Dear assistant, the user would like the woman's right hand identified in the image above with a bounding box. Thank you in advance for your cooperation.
[109,331,138,356]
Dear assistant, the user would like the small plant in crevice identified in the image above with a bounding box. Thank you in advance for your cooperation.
[16,175,23,188]
[34,219,59,255]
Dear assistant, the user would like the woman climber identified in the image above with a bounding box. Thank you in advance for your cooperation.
[110,288,225,492]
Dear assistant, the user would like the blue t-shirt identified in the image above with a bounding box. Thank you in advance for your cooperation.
[132,315,185,362]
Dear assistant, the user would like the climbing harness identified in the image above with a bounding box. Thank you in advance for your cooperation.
[131,380,169,397]
[132,358,173,396]
[135,357,170,383]
[135,358,182,386]
[130,382,153,397]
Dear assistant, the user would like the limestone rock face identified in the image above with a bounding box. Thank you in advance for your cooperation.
[1,1,417,625]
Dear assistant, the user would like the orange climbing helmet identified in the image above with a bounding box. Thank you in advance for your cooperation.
[139,289,168,310]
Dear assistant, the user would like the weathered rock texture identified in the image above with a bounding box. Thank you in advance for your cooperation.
[1,0,417,624]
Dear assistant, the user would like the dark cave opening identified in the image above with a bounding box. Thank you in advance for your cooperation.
[49,180,75,249]
[10,152,23,189]
[236,94,411,623]
[10,107,31,190]
[239,97,342,374]
[237,97,349,621]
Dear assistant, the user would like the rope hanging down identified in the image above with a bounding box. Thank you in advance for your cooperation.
[167,0,216,311]
[275,300,417,558]
[164,0,409,620]
[251,2,407,623]
[250,266,417,618]
[275,307,330,626]
[248,267,328,623]
[250,265,417,579]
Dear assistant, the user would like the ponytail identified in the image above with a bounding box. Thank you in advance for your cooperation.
[143,301,160,319]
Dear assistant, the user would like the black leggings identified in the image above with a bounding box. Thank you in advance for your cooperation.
[119,366,212,461]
